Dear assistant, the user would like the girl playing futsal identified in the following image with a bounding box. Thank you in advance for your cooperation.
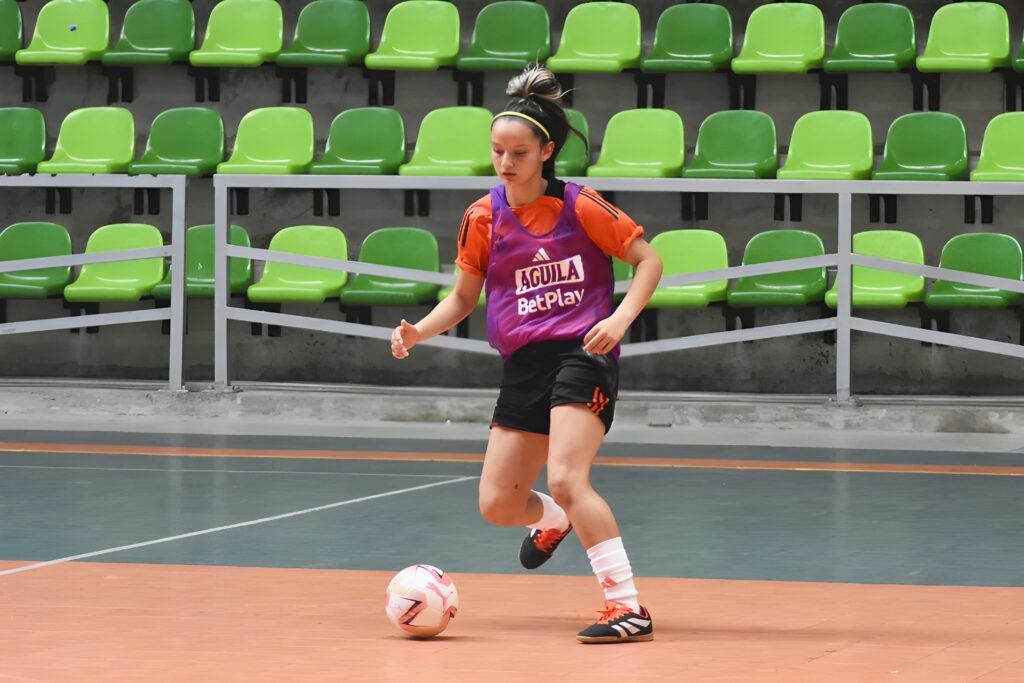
[391,65,663,643]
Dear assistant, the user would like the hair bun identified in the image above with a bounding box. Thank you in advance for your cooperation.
[506,64,563,104]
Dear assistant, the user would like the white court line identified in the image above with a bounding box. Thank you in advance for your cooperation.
[0,475,476,577]
[0,464,457,478]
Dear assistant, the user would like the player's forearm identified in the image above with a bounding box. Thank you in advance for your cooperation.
[612,256,662,324]
[412,294,475,342]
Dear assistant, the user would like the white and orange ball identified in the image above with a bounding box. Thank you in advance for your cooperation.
[384,564,459,638]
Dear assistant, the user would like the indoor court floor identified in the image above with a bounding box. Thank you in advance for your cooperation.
[2,424,1023,682]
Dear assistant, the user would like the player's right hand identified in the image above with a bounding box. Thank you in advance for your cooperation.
[391,319,421,359]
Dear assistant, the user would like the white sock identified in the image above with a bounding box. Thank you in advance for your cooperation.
[587,537,640,612]
[526,491,569,532]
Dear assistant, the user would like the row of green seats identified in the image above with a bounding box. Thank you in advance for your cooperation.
[648,229,1022,313]
[6,105,1023,181]
[3,221,1016,331]
[7,0,1024,76]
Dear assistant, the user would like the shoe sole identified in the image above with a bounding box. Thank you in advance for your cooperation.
[576,633,654,644]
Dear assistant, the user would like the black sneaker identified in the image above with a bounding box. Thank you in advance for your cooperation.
[577,601,654,644]
[519,523,573,569]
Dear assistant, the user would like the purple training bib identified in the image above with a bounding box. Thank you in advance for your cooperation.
[484,181,616,361]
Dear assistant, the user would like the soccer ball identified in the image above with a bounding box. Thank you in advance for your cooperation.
[384,564,459,638]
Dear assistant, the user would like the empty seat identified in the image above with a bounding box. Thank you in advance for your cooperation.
[0,107,46,175]
[824,3,916,73]
[587,109,684,178]
[683,110,777,180]
[399,107,493,176]
[457,1,550,72]
[247,225,348,303]
[1015,38,1024,73]
[546,2,641,73]
[727,230,827,308]
[128,107,224,176]
[0,0,22,61]
[16,0,108,65]
[612,257,633,304]
[364,1,459,71]
[152,224,252,299]
[554,108,589,177]
[217,107,314,174]
[64,223,165,302]
[276,0,370,68]
[825,230,925,309]
[189,0,283,67]
[438,265,485,307]
[340,227,440,306]
[971,113,1024,182]
[36,107,135,174]
[647,230,728,308]
[917,2,1010,72]
[777,111,873,180]
[926,233,1023,309]
[101,0,195,66]
[641,3,733,73]
[872,112,968,181]
[309,108,406,175]
[731,3,824,74]
[0,222,72,299]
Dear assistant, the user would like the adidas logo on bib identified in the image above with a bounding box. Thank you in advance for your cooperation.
[532,248,551,263]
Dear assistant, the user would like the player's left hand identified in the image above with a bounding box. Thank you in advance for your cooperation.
[583,313,630,355]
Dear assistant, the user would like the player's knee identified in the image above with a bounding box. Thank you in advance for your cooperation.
[547,471,584,510]
[478,491,521,526]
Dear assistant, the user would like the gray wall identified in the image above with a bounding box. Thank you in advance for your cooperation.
[1,0,1023,394]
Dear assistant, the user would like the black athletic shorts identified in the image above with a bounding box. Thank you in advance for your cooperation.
[491,339,618,436]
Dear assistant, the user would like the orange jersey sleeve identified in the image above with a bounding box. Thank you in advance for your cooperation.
[575,187,645,260]
[454,195,492,278]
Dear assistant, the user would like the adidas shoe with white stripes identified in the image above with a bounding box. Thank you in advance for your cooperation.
[576,601,654,644]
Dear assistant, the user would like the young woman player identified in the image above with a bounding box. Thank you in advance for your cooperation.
[391,65,663,644]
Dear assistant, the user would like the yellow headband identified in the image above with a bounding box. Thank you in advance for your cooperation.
[493,111,551,141]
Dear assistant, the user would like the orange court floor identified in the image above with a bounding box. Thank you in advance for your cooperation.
[1,428,1023,682]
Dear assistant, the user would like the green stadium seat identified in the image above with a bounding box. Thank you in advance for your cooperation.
[309,108,406,175]
[456,1,550,72]
[546,2,641,73]
[129,107,224,176]
[587,109,684,178]
[364,1,459,71]
[247,225,348,303]
[0,107,46,175]
[217,107,314,174]
[340,227,440,306]
[152,224,252,299]
[101,0,195,66]
[612,257,632,305]
[926,233,1023,309]
[641,3,733,73]
[36,107,135,174]
[683,110,777,180]
[777,111,873,180]
[731,3,824,74]
[646,230,728,308]
[189,0,282,67]
[438,265,484,308]
[872,112,968,181]
[971,113,1024,181]
[825,231,925,309]
[823,3,916,73]
[727,230,826,308]
[0,222,72,299]
[554,108,589,177]
[1015,38,1024,73]
[399,107,493,176]
[15,0,108,65]
[276,0,370,68]
[64,223,165,302]
[0,0,23,62]
[917,2,1010,72]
